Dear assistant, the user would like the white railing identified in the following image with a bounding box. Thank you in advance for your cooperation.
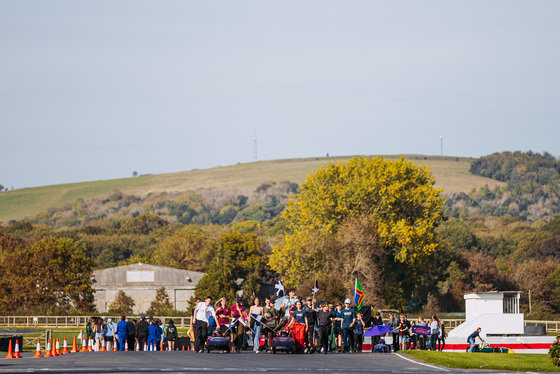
[0,316,191,328]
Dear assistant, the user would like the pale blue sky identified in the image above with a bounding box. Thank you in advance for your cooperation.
[1,1,559,188]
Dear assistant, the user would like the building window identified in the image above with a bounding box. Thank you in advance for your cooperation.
[503,292,519,314]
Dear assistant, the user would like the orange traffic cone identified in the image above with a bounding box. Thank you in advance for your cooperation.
[80,336,87,352]
[135,339,139,351]
[33,339,43,358]
[143,342,147,351]
[4,340,14,359]
[71,336,78,353]
[100,337,107,352]
[87,338,93,352]
[44,339,54,357]
[182,345,184,351]
[62,337,70,354]
[13,340,22,359]
[55,338,61,356]
[124,340,129,351]
[113,342,118,352]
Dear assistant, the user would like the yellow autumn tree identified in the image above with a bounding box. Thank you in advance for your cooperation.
[269,156,446,305]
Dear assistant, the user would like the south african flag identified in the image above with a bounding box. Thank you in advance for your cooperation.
[353,278,364,311]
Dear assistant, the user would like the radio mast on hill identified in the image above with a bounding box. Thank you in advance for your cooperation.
[252,130,258,162]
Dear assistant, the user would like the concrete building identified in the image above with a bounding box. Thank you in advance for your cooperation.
[93,263,204,314]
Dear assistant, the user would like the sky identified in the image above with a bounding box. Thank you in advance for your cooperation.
[1,1,560,189]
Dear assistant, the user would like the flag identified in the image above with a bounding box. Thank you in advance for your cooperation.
[354,278,364,311]
[275,279,285,297]
[311,279,319,297]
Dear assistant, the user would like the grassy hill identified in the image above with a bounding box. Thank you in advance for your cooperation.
[0,155,502,223]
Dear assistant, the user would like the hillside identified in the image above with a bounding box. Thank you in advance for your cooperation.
[0,155,502,223]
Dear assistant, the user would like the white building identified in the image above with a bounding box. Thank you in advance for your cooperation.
[449,291,523,337]
[93,263,204,314]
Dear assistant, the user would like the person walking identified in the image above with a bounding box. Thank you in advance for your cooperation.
[93,317,104,351]
[230,297,246,352]
[105,318,117,351]
[136,315,149,351]
[166,319,178,351]
[289,300,308,353]
[371,312,383,347]
[341,299,356,353]
[387,313,399,352]
[317,302,332,354]
[116,316,130,351]
[332,303,344,352]
[397,314,410,351]
[416,316,427,350]
[438,322,446,351]
[429,315,441,351]
[86,317,95,349]
[262,297,278,353]
[304,297,317,353]
[249,297,264,353]
[193,296,219,353]
[147,317,159,351]
[127,318,136,352]
[353,311,365,352]
[215,298,231,335]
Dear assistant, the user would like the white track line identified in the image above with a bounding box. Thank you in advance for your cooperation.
[393,353,451,372]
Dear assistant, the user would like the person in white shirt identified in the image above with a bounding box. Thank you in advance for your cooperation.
[281,288,297,318]
[193,296,220,353]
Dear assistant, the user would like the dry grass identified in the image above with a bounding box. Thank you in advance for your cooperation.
[0,155,503,223]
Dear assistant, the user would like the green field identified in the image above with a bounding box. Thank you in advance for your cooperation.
[401,350,558,372]
[0,155,502,223]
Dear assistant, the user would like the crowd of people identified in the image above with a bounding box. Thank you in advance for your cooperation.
[189,289,447,354]
[85,289,447,354]
[86,315,177,351]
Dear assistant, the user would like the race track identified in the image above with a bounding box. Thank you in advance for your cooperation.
[0,351,503,374]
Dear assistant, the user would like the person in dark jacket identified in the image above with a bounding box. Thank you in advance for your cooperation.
[126,318,136,351]
[304,297,317,353]
[371,312,383,347]
[316,302,332,354]
[86,317,95,347]
[166,319,178,351]
[136,315,149,351]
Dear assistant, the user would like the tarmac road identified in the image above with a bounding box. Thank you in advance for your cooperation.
[0,351,511,374]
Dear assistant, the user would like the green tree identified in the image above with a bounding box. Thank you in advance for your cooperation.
[0,237,95,313]
[195,232,267,302]
[108,290,135,314]
[269,156,446,305]
[120,213,169,235]
[153,225,216,272]
[146,287,174,315]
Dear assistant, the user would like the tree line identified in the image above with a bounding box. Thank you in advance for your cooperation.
[2,154,560,317]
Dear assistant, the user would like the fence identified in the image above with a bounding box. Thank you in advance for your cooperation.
[0,316,191,329]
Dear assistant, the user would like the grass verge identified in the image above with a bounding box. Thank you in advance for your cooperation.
[400,350,559,372]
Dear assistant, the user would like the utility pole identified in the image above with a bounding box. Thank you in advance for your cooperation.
[440,136,444,156]
[252,130,257,162]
